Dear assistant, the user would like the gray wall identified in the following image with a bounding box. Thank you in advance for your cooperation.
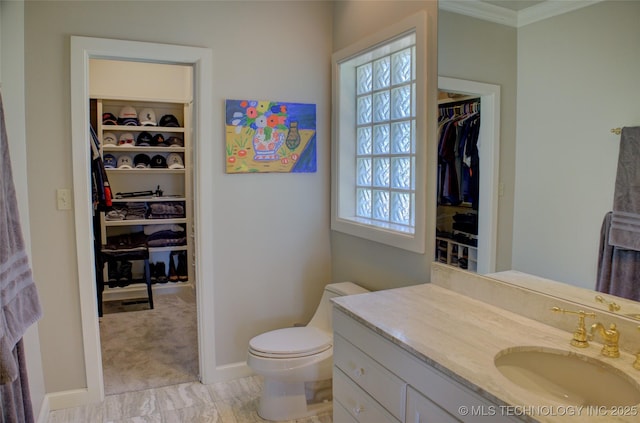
[25,0,332,393]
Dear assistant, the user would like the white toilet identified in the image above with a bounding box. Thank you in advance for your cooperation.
[247,281,369,421]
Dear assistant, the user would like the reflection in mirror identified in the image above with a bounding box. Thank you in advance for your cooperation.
[438,1,640,313]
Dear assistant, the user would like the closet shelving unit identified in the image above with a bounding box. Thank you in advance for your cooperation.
[94,97,194,299]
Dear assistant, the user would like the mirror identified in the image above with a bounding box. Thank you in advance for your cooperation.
[438,1,640,318]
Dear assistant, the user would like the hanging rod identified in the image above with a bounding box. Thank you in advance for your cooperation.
[611,127,622,135]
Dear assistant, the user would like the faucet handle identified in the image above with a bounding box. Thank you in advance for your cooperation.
[551,307,596,348]
[595,295,621,312]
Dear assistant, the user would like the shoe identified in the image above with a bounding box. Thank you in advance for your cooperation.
[156,261,168,283]
[168,253,179,282]
[149,262,157,284]
[177,252,188,282]
[107,260,118,288]
[118,261,132,286]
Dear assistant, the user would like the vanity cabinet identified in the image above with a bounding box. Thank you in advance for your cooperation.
[333,307,520,423]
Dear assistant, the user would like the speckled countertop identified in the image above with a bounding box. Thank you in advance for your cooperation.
[332,282,640,422]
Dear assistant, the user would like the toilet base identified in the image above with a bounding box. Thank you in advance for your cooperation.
[258,378,332,421]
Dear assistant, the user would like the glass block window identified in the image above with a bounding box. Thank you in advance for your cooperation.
[355,42,416,231]
[331,12,427,253]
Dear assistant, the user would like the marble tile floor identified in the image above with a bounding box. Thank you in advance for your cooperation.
[47,375,333,423]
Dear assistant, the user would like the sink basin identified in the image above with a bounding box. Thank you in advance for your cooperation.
[494,346,640,406]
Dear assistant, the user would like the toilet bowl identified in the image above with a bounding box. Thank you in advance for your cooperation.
[247,281,369,421]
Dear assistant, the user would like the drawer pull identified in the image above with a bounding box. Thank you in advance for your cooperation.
[353,405,364,415]
[353,367,365,378]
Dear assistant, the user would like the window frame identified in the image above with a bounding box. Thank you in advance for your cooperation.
[331,12,429,253]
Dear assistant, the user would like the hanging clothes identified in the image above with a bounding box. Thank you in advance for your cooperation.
[437,99,480,209]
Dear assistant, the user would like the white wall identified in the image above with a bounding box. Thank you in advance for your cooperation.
[25,0,332,394]
[512,1,640,289]
[1,0,47,419]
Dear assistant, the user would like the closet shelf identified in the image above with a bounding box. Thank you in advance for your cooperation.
[106,168,185,174]
[101,124,184,133]
[103,146,185,153]
[104,218,187,226]
[112,197,186,203]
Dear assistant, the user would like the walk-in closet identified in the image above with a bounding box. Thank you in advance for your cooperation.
[89,59,199,395]
[436,91,481,272]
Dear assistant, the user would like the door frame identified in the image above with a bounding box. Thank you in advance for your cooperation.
[70,36,215,405]
[437,76,500,274]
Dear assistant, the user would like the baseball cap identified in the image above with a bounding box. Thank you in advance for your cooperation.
[139,108,157,126]
[103,132,118,147]
[118,106,139,126]
[167,153,184,169]
[136,131,153,146]
[151,133,167,147]
[117,154,134,169]
[159,114,180,127]
[150,154,167,168]
[134,153,151,169]
[118,133,135,146]
[103,112,118,125]
[103,154,117,169]
[166,136,184,147]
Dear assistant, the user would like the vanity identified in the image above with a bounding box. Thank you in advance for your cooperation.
[331,263,640,422]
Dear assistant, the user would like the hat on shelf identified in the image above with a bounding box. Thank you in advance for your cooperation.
[166,136,184,147]
[134,153,151,169]
[103,132,118,147]
[103,153,117,169]
[151,133,168,147]
[118,106,139,126]
[117,154,134,169]
[159,114,180,127]
[136,131,153,146]
[118,133,135,146]
[150,154,167,169]
[102,112,118,125]
[139,108,157,126]
[166,153,184,169]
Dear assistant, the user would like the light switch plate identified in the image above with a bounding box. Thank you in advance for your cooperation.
[56,188,71,210]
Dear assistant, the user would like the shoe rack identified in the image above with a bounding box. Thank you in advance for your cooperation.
[93,97,194,300]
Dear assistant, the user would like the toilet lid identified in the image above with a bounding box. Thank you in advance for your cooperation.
[249,326,332,358]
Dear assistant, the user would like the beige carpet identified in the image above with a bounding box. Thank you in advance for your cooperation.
[99,288,199,395]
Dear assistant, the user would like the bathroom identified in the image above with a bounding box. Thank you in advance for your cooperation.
[2,0,640,421]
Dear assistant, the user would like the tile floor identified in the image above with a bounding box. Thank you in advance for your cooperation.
[47,375,333,423]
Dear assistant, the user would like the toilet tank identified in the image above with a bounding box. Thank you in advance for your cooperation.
[307,282,369,332]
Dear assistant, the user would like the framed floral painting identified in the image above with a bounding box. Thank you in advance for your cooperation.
[225,99,317,173]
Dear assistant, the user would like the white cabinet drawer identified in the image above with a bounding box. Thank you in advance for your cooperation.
[406,386,461,423]
[334,367,401,423]
[334,400,359,423]
[334,334,406,420]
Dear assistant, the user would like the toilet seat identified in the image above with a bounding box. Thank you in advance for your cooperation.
[249,326,332,358]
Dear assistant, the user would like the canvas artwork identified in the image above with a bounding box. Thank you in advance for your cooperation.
[225,99,317,173]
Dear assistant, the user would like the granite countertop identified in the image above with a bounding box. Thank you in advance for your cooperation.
[332,283,640,422]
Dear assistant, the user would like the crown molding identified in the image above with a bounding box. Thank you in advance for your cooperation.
[439,0,606,28]
[439,0,518,27]
[517,0,605,27]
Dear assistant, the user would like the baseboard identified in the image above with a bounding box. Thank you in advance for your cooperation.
[45,388,99,412]
[35,394,50,423]
[208,361,254,384]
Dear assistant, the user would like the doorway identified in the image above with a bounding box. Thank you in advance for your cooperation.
[70,36,215,405]
[436,77,500,274]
